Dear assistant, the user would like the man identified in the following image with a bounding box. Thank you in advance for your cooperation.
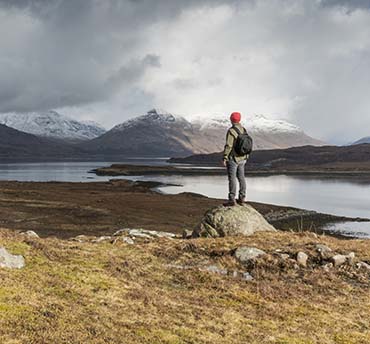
[222,112,248,206]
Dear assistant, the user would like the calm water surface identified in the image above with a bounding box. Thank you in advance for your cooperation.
[0,161,369,238]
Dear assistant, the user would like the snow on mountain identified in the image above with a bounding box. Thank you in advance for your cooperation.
[190,114,302,134]
[352,137,370,145]
[0,111,106,142]
[112,108,191,132]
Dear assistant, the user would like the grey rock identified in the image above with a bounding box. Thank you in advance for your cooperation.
[193,205,276,238]
[92,236,112,243]
[182,230,193,239]
[242,272,254,281]
[315,244,332,256]
[113,228,176,239]
[296,252,308,267]
[279,253,290,260]
[20,230,39,238]
[0,247,25,269]
[113,236,135,245]
[70,235,90,243]
[322,263,334,272]
[234,247,266,264]
[331,254,347,267]
[204,265,228,275]
[356,262,370,270]
[346,252,355,264]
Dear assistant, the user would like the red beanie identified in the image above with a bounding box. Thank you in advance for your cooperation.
[230,112,241,123]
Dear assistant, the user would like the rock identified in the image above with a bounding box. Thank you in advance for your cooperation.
[193,205,276,238]
[278,253,290,260]
[234,247,266,265]
[322,263,334,272]
[182,230,193,239]
[0,247,25,269]
[356,262,370,270]
[346,252,355,264]
[92,236,112,243]
[113,228,177,239]
[242,272,254,281]
[296,252,308,267]
[331,254,347,267]
[204,265,228,275]
[20,230,39,238]
[70,235,90,243]
[113,236,135,245]
[316,244,333,254]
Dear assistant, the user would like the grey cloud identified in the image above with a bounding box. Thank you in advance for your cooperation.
[321,0,370,10]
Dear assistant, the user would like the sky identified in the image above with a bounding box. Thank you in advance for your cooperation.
[1,0,370,144]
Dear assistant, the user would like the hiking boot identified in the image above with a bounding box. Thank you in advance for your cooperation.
[237,199,247,205]
[223,200,236,207]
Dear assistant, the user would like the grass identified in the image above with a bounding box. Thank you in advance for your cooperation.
[0,228,370,344]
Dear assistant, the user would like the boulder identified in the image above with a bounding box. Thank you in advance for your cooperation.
[331,254,347,267]
[0,247,25,269]
[193,205,276,238]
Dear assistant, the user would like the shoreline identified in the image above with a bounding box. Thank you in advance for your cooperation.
[92,163,370,180]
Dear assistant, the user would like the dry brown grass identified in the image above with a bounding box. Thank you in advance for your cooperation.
[1,229,370,344]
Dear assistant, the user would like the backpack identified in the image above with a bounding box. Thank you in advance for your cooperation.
[233,126,253,155]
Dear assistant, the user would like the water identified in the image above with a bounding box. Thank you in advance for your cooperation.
[0,162,369,238]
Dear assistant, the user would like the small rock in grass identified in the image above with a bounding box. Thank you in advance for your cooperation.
[331,254,347,267]
[234,247,266,265]
[279,253,290,260]
[356,262,370,270]
[92,236,112,243]
[322,263,333,272]
[242,272,254,281]
[0,247,25,269]
[296,252,308,267]
[182,230,193,239]
[316,244,333,254]
[70,235,90,243]
[20,230,39,238]
[346,252,356,264]
[113,237,134,245]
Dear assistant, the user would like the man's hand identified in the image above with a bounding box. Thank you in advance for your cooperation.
[222,160,227,167]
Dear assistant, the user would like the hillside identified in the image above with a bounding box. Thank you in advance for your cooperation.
[80,109,324,157]
[1,227,370,343]
[169,143,370,172]
[0,111,106,142]
[0,124,86,160]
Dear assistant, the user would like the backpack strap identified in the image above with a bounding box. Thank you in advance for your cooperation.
[232,126,246,136]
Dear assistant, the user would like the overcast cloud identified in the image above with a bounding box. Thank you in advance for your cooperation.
[1,0,370,143]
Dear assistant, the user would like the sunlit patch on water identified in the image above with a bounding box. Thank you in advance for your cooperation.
[322,222,370,239]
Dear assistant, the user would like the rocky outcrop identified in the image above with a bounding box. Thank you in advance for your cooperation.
[193,204,276,238]
[0,247,25,269]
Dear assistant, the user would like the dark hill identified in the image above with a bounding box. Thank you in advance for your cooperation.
[169,144,370,172]
[0,124,86,160]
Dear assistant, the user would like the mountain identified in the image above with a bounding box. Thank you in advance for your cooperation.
[0,124,86,160]
[0,111,106,142]
[352,137,370,145]
[81,109,324,157]
[191,114,324,151]
[80,109,197,156]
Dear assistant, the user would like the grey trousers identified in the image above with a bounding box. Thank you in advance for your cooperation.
[227,159,247,201]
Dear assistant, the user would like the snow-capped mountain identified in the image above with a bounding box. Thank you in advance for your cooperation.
[0,111,106,142]
[80,108,324,157]
[352,137,370,145]
[191,114,323,150]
